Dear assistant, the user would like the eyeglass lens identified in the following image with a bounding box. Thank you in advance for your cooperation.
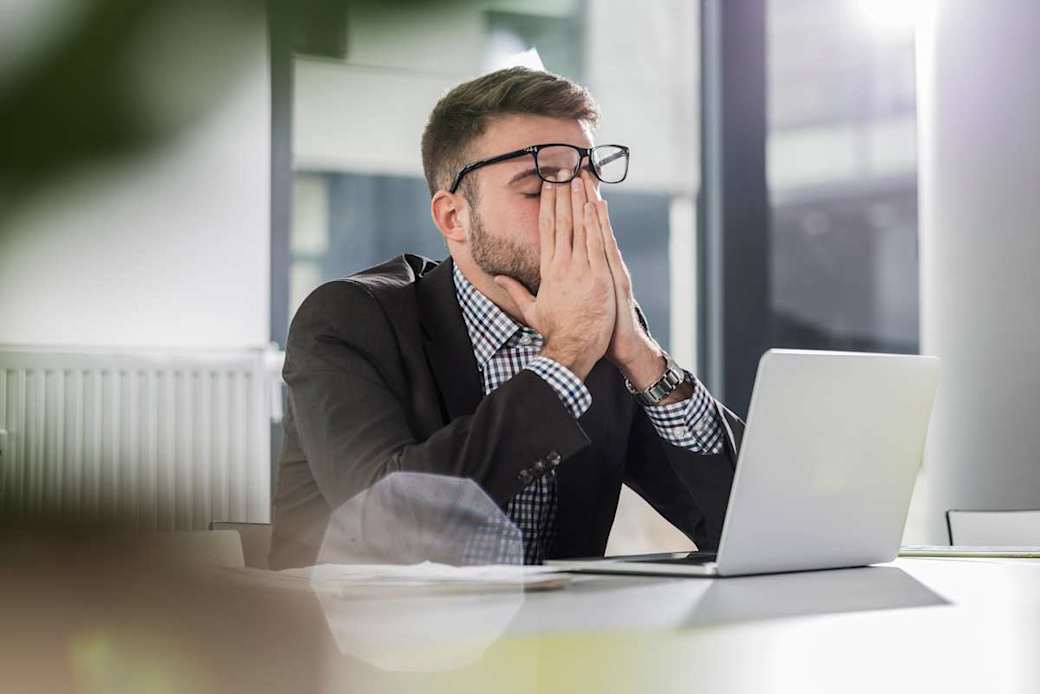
[591,146,628,183]
[535,145,627,184]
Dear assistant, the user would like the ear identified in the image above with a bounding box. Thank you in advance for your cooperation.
[430,190,469,245]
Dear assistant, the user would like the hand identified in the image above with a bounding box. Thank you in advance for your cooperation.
[493,176,616,381]
[577,172,657,366]
[578,173,692,403]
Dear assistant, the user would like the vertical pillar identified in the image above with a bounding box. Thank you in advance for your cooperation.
[910,1,1040,542]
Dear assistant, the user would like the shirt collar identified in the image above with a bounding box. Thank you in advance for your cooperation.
[453,264,531,370]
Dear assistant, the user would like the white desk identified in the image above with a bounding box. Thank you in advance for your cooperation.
[5,544,1039,694]
[310,557,1040,694]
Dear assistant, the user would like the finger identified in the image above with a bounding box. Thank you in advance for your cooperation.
[584,202,606,272]
[582,168,602,202]
[596,199,614,249]
[570,177,588,265]
[493,275,537,324]
[581,170,609,267]
[538,181,556,274]
[597,200,632,292]
[554,178,573,262]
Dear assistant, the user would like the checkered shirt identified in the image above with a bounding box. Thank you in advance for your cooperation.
[453,265,723,564]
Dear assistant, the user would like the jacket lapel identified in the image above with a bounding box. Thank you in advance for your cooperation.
[416,257,484,420]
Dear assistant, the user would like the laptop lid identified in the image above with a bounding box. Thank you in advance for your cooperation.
[714,349,939,576]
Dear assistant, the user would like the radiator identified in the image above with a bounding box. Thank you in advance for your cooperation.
[0,347,283,531]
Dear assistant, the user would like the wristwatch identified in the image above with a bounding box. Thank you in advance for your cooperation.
[624,352,687,406]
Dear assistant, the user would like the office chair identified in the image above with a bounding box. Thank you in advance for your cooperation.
[210,521,273,569]
[946,509,1040,545]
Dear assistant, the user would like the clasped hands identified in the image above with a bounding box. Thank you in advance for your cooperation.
[494,170,679,396]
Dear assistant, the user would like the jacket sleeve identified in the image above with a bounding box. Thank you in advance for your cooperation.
[283,280,592,512]
[622,397,744,550]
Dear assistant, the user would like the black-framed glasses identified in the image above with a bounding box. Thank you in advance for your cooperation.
[448,143,630,194]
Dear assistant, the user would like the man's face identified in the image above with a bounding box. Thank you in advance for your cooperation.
[463,114,596,295]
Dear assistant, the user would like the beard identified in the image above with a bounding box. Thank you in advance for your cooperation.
[469,206,541,295]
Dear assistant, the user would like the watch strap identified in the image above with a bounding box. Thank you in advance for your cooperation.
[624,353,686,406]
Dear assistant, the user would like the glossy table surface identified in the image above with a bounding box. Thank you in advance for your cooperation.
[5,539,1039,694]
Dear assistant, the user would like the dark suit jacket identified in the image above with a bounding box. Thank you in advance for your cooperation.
[268,254,744,569]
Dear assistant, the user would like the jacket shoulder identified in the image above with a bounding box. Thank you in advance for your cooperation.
[292,254,437,323]
[287,254,440,353]
[348,253,440,295]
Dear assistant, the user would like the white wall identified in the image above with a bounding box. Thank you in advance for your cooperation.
[0,28,270,350]
[907,0,1040,543]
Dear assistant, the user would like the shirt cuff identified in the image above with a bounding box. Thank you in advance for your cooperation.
[642,372,725,453]
[524,356,592,419]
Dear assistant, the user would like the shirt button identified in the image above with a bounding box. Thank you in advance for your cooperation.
[518,470,532,484]
[533,460,546,473]
[518,333,533,346]
[674,426,689,437]
[693,422,706,435]
[546,450,561,466]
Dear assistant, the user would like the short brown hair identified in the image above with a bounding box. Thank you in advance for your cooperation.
[420,67,600,197]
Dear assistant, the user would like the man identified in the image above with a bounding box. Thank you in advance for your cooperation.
[268,67,744,569]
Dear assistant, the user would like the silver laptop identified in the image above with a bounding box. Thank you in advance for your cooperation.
[548,349,940,577]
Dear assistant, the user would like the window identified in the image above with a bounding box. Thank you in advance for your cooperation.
[286,0,702,366]
[768,0,919,354]
[278,0,706,554]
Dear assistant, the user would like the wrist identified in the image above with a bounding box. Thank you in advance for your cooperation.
[623,349,692,406]
[540,340,596,381]
[617,340,667,390]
